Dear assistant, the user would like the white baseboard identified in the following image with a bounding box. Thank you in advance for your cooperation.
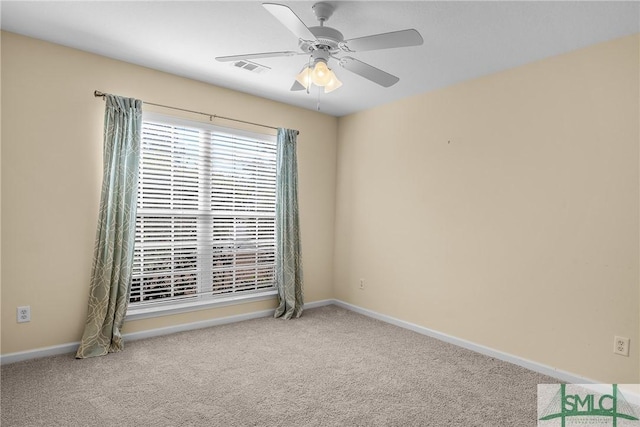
[2,298,638,406]
[124,308,277,341]
[0,342,80,365]
[303,299,335,309]
[1,307,278,365]
[0,299,333,365]
[331,299,640,406]
[332,299,595,384]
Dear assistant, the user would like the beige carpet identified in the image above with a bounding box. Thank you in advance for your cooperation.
[1,305,557,426]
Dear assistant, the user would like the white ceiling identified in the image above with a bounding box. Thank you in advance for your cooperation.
[2,1,638,117]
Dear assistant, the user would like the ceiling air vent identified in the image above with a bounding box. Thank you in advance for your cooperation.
[232,60,270,74]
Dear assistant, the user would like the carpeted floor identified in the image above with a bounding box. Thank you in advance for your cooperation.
[1,305,558,426]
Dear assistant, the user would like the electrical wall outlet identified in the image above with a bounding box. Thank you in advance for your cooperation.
[614,336,630,357]
[17,306,31,323]
[359,278,365,290]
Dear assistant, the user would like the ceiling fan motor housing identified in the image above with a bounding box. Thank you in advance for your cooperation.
[299,26,344,53]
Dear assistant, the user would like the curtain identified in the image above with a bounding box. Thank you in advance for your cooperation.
[76,95,142,359]
[274,128,304,319]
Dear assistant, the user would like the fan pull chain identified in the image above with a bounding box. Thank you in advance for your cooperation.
[306,55,312,95]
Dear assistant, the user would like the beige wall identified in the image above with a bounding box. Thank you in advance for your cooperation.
[334,34,640,384]
[1,32,337,354]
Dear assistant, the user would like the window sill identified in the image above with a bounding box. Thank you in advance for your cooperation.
[125,290,278,321]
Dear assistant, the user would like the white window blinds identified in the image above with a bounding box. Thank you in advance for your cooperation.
[130,114,277,308]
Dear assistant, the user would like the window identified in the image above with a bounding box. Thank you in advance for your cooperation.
[129,113,277,315]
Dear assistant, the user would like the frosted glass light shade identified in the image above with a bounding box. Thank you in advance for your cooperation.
[324,74,343,93]
[295,67,312,89]
[295,61,342,93]
[311,61,333,86]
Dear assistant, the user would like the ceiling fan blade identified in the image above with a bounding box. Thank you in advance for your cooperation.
[290,81,306,91]
[263,3,316,41]
[343,29,423,52]
[215,51,302,62]
[338,57,399,87]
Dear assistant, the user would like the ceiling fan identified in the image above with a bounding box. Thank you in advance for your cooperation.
[215,2,424,93]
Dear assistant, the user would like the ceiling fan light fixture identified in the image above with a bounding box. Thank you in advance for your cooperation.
[295,66,313,89]
[310,60,333,86]
[324,74,342,93]
[295,60,342,93]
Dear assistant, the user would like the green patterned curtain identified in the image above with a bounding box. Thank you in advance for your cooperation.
[274,128,304,319]
[76,95,142,359]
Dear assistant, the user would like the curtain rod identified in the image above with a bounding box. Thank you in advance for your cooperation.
[94,90,299,135]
